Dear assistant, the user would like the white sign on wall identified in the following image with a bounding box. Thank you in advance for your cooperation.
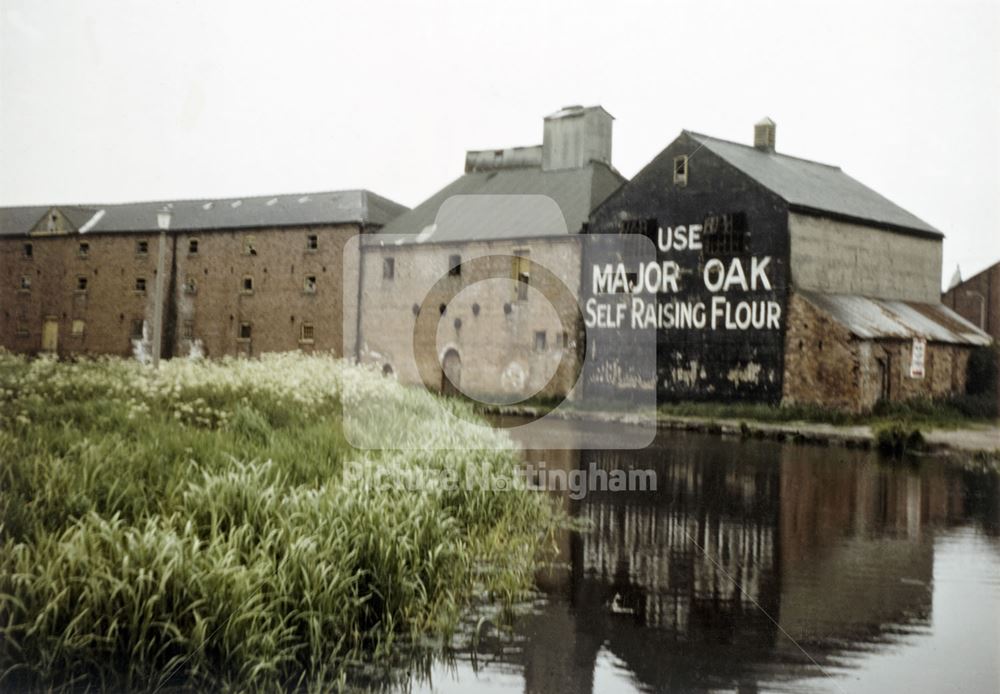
[909,338,927,379]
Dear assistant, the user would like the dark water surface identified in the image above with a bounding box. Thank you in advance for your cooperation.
[383,420,1000,693]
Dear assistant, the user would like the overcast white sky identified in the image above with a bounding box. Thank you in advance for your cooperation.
[2,0,998,283]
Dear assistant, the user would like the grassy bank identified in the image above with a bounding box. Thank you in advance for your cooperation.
[0,353,559,692]
[656,397,996,428]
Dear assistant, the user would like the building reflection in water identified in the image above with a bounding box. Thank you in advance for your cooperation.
[443,428,1000,694]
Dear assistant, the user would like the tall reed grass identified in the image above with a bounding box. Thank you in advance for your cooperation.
[0,352,559,691]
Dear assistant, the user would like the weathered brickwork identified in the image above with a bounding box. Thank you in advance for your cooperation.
[357,238,583,400]
[2,233,169,356]
[782,292,972,412]
[1,224,360,359]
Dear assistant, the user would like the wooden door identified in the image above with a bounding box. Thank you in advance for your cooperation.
[41,318,59,353]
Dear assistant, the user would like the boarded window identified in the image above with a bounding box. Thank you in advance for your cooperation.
[20,276,31,291]
[513,249,530,301]
[242,276,254,293]
[130,319,145,339]
[136,240,149,256]
[243,236,257,256]
[534,330,547,352]
[448,254,462,276]
[135,277,147,293]
[703,212,748,255]
[79,242,89,258]
[16,323,29,337]
[306,234,318,250]
[300,323,315,343]
[182,320,194,340]
[673,155,688,185]
[71,319,85,336]
[383,257,395,280]
[238,322,252,340]
[184,277,197,294]
[303,275,317,293]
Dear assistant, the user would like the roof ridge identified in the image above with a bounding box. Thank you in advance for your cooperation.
[1,189,378,210]
[684,130,843,170]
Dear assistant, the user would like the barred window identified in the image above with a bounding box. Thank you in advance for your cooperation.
[703,212,748,255]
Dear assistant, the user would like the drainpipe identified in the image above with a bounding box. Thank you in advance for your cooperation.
[353,224,367,363]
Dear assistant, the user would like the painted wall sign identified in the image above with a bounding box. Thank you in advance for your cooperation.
[584,222,782,334]
[909,338,926,379]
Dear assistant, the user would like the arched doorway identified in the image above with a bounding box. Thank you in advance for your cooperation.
[441,349,462,397]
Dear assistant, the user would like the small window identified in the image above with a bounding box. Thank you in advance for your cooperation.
[242,276,254,293]
[16,323,29,337]
[558,331,569,348]
[703,212,748,255]
[513,249,530,301]
[20,276,32,291]
[76,276,88,292]
[136,240,149,256]
[300,322,315,343]
[79,242,90,258]
[303,275,317,293]
[448,254,462,277]
[182,320,194,340]
[188,239,199,255]
[135,277,147,293]
[184,277,197,294]
[673,155,688,186]
[383,257,395,280]
[306,234,318,251]
[618,218,657,238]
[243,236,257,256]
[238,322,252,340]
[534,330,547,352]
[71,319,85,336]
[130,319,145,340]
[22,242,33,259]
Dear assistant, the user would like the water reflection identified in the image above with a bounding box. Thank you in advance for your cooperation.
[402,425,1000,693]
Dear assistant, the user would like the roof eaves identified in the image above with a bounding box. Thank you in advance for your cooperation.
[788,204,944,240]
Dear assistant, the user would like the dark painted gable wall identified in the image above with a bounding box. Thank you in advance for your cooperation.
[585,132,791,403]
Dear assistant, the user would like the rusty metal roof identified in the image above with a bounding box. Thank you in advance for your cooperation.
[798,289,991,346]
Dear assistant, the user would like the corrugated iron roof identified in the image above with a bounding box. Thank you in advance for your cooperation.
[374,161,625,244]
[0,190,407,236]
[799,289,991,345]
[686,132,941,237]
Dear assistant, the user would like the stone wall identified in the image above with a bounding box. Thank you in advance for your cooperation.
[357,237,583,401]
[782,292,972,412]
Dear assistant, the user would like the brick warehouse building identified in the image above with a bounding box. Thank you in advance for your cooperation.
[356,106,625,401]
[585,119,990,411]
[943,261,1000,411]
[0,191,406,359]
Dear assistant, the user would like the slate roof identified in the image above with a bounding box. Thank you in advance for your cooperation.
[372,162,625,244]
[798,289,990,346]
[0,190,407,237]
[685,132,941,237]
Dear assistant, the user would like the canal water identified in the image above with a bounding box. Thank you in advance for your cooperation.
[375,419,1000,693]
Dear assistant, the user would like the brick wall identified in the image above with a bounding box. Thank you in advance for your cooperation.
[1,223,360,359]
